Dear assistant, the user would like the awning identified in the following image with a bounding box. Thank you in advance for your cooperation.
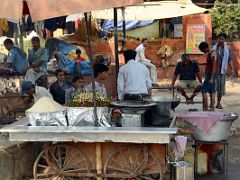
[0,0,23,21]
[0,0,143,22]
[92,0,208,20]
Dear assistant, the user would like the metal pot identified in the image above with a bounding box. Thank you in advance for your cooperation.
[187,113,238,141]
[145,97,180,126]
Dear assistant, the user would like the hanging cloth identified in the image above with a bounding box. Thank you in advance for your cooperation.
[0,19,9,32]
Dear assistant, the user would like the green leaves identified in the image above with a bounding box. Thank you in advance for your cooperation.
[211,1,240,38]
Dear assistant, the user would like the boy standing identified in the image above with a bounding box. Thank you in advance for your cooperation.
[198,42,218,111]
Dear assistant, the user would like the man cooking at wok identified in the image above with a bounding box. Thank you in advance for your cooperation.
[117,49,152,101]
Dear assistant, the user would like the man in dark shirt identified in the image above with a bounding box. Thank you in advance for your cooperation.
[50,69,72,105]
[199,42,218,111]
[171,54,202,104]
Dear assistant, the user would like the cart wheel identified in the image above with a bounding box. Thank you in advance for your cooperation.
[33,144,91,180]
[104,145,162,180]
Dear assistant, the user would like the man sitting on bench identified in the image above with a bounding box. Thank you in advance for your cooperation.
[171,54,202,104]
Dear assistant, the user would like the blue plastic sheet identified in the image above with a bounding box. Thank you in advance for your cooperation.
[101,20,154,31]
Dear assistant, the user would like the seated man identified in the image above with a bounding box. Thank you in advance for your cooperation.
[135,38,159,86]
[50,69,72,105]
[0,39,28,75]
[171,54,202,104]
[25,36,48,84]
[85,64,109,97]
[65,75,86,104]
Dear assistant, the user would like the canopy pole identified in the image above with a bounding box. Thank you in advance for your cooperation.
[84,12,99,126]
[122,7,126,51]
[113,8,119,98]
[13,24,18,46]
[18,21,24,50]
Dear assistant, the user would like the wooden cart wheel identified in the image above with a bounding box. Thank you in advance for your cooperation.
[33,144,91,180]
[103,145,163,180]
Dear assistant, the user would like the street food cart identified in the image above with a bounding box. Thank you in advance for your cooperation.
[0,117,177,180]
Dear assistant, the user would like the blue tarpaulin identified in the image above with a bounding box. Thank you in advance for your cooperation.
[101,20,154,31]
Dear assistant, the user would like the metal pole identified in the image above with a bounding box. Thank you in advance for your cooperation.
[113,8,119,98]
[13,24,18,46]
[84,12,99,126]
[18,22,24,50]
[122,7,126,51]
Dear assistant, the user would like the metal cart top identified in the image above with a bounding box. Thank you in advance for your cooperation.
[0,118,177,144]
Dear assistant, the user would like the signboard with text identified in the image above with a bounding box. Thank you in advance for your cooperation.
[186,24,205,54]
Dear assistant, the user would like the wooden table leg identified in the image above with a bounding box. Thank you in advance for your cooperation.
[96,142,103,180]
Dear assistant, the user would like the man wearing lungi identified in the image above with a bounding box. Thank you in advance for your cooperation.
[213,33,235,109]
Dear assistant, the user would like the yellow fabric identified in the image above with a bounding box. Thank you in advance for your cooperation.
[184,147,208,175]
[66,48,89,61]
[0,19,9,32]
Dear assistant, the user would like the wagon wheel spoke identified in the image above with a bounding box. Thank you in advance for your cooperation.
[63,150,80,170]
[37,164,48,168]
[34,144,91,180]
[36,172,59,178]
[49,149,62,169]
[66,159,86,171]
[104,146,162,180]
[110,157,131,173]
[108,165,131,174]
[144,161,156,170]
[120,148,132,170]
[139,175,155,180]
[133,159,146,174]
[127,147,134,171]
[63,168,89,173]
[133,147,141,170]
[57,146,64,169]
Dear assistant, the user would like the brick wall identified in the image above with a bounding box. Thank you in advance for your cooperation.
[70,14,240,79]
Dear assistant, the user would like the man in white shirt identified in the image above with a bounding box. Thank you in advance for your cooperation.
[135,38,158,85]
[21,81,53,103]
[117,49,152,101]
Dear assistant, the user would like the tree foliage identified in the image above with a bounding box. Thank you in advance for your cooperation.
[211,0,240,39]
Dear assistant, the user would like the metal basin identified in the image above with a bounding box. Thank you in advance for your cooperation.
[188,113,238,141]
[110,101,157,114]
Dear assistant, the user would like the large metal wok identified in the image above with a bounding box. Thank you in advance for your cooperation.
[145,96,181,126]
[110,101,157,114]
[148,96,181,110]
